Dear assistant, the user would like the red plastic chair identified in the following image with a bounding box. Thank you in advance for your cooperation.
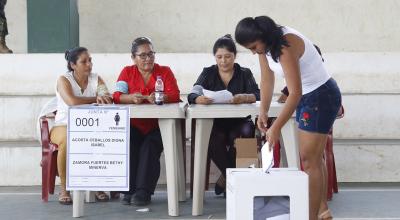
[39,113,59,202]
[325,129,337,200]
[325,106,344,200]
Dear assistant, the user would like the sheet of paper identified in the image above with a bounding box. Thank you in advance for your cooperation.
[203,89,233,103]
[261,141,274,173]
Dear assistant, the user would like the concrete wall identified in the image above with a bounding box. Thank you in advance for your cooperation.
[78,0,400,53]
[4,0,400,53]
[2,0,400,184]
[1,52,400,140]
[4,0,27,53]
[1,52,400,184]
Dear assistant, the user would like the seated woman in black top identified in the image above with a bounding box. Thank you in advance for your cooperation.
[188,34,260,195]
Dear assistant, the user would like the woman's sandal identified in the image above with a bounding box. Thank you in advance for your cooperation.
[95,191,110,202]
[318,209,333,220]
[58,190,73,205]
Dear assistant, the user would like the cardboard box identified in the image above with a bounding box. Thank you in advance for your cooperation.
[235,138,260,168]
[226,168,309,220]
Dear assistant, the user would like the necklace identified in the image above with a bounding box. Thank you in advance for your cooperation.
[72,71,87,94]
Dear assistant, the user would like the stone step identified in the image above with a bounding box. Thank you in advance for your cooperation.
[1,53,400,95]
[333,139,400,182]
[1,93,398,140]
[1,139,399,186]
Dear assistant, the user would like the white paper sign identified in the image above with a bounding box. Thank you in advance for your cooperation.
[66,105,130,191]
[203,89,233,103]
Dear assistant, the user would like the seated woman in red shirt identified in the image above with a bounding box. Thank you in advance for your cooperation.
[113,37,180,206]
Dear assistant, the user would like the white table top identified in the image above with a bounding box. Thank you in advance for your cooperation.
[126,102,187,119]
[186,101,284,119]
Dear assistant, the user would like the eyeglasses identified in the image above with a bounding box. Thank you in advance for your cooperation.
[135,51,156,60]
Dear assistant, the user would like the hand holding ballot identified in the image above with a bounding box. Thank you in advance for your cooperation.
[265,126,280,148]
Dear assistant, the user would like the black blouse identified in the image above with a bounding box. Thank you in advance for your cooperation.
[187,63,260,104]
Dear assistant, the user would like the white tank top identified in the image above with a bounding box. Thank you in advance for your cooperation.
[267,26,331,95]
[54,71,98,125]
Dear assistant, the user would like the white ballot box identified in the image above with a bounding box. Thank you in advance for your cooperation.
[226,168,309,220]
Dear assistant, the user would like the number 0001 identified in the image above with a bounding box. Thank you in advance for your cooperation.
[75,118,99,126]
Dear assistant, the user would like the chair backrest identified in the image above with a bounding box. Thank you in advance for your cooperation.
[36,97,58,144]
[40,115,53,150]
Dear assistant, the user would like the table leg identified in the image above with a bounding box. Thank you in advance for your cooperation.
[85,191,95,203]
[192,118,213,216]
[280,118,300,169]
[175,119,187,202]
[159,119,179,216]
[72,190,84,217]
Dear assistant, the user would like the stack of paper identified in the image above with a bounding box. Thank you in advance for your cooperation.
[203,89,233,104]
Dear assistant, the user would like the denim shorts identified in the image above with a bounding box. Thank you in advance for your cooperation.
[296,78,342,134]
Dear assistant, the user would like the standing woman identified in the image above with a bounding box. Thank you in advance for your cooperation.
[51,47,113,204]
[235,16,341,220]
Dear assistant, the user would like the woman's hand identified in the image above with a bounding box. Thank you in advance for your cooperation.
[147,92,155,104]
[257,112,268,134]
[96,95,113,104]
[265,125,280,149]
[131,93,144,104]
[230,94,247,104]
[195,96,213,104]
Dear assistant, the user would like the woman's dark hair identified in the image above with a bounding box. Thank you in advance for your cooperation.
[65,47,88,72]
[213,34,237,56]
[131,37,153,55]
[235,16,289,62]
[313,44,324,62]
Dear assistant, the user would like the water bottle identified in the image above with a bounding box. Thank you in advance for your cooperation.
[155,76,164,105]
